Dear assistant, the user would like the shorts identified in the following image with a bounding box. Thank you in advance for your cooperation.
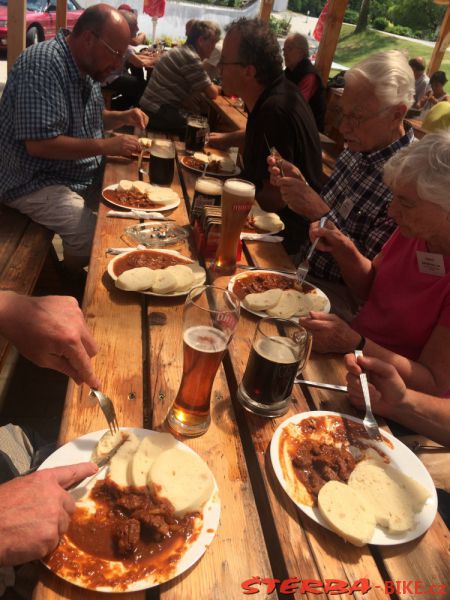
[4,184,97,258]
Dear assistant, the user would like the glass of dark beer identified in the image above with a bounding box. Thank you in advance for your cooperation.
[149,139,175,186]
[166,285,240,437]
[238,318,312,417]
[185,115,209,154]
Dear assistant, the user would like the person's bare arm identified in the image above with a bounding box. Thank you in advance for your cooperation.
[311,222,377,300]
[302,312,450,396]
[131,31,146,45]
[0,292,100,387]
[203,83,220,100]
[208,129,245,150]
[346,354,450,446]
[0,463,98,566]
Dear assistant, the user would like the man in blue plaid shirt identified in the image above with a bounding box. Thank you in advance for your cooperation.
[268,50,415,319]
[0,4,148,272]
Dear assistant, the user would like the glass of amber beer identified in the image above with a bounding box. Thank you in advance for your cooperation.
[238,318,312,417]
[213,179,255,274]
[167,285,240,437]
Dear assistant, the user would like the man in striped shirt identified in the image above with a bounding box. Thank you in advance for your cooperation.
[140,21,220,134]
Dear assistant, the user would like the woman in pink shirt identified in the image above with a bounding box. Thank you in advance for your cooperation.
[300,131,450,396]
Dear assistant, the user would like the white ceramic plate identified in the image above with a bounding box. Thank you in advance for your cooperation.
[102,184,180,212]
[180,155,241,178]
[107,248,206,297]
[228,270,331,320]
[270,411,438,546]
[39,428,220,593]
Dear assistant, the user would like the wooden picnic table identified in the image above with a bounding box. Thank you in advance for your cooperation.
[33,144,449,600]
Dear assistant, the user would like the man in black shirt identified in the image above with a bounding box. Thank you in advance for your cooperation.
[209,18,322,253]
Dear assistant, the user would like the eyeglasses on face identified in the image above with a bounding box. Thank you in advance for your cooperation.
[336,105,392,129]
[91,32,126,60]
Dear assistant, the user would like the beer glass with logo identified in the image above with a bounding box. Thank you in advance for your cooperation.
[167,285,240,437]
[149,139,175,186]
[213,178,255,274]
[190,176,223,224]
[238,318,312,417]
[185,115,209,154]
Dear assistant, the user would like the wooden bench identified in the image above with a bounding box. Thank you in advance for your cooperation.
[0,206,54,371]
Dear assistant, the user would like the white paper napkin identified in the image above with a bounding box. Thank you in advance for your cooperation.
[240,233,283,243]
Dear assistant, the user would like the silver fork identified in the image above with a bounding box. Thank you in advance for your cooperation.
[89,389,119,435]
[354,350,381,439]
[296,216,327,285]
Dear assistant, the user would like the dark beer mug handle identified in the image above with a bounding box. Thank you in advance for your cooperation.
[295,330,313,376]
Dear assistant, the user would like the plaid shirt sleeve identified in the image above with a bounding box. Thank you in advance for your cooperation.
[14,61,68,141]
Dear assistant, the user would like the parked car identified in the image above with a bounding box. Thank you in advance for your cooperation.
[0,0,84,48]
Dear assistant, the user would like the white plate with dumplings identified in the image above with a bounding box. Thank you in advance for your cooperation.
[107,248,206,297]
[270,411,437,546]
[243,204,285,237]
[39,428,220,592]
[102,181,180,212]
[228,270,330,321]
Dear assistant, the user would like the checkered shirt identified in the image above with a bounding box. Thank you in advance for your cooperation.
[0,30,104,202]
[306,123,415,282]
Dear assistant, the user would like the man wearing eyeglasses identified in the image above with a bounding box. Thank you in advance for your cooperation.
[267,51,415,319]
[208,18,323,255]
[0,4,148,275]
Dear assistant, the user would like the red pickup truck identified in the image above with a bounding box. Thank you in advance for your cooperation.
[0,0,84,48]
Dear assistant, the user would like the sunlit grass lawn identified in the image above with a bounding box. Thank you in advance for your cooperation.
[333,24,450,82]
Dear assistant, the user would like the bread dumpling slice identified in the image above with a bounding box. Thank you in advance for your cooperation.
[115,267,155,291]
[91,430,128,462]
[186,262,206,285]
[166,264,194,292]
[132,180,151,194]
[149,447,214,516]
[318,480,376,546]
[152,269,177,294]
[107,432,140,488]
[243,288,283,311]
[348,462,425,533]
[117,179,134,192]
[266,289,303,318]
[129,433,177,488]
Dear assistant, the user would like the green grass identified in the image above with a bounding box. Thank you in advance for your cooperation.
[334,24,450,82]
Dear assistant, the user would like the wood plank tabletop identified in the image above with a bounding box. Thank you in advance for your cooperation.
[33,141,449,600]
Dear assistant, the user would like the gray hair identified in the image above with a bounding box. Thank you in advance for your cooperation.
[383,130,450,211]
[286,33,309,57]
[186,20,220,46]
[345,50,415,109]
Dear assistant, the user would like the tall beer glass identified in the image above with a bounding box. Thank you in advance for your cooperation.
[214,179,255,274]
[149,139,175,186]
[167,285,240,437]
[238,317,312,417]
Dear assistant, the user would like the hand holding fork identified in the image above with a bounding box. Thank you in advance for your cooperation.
[296,216,328,285]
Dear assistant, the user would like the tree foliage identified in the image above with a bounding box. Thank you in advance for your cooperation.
[388,0,444,34]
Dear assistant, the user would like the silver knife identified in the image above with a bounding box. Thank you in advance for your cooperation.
[295,379,348,393]
[236,264,296,275]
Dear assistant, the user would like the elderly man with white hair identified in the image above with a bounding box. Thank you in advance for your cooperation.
[283,32,325,131]
[268,50,415,318]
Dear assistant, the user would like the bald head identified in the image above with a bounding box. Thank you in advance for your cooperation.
[72,3,128,38]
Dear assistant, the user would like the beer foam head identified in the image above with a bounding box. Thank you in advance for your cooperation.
[256,336,298,364]
[224,179,255,198]
[151,140,175,159]
[195,177,223,196]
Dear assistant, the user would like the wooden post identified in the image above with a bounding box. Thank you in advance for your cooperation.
[56,0,68,31]
[314,0,349,86]
[428,3,450,75]
[7,0,26,73]
[259,0,274,23]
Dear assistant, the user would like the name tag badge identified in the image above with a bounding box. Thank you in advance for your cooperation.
[339,197,354,219]
[416,251,445,276]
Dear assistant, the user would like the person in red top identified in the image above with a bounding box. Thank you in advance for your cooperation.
[283,33,325,131]
[298,131,450,397]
